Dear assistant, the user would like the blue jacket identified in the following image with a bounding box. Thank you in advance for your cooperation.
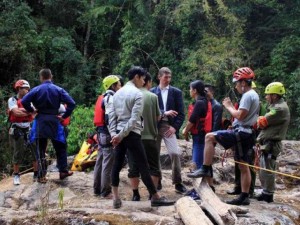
[150,86,184,132]
[21,80,76,142]
[22,81,75,118]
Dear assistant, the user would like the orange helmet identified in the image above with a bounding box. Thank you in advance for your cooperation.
[14,80,30,90]
[232,67,255,82]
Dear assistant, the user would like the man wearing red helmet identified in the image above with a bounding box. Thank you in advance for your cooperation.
[8,80,38,185]
[188,67,260,206]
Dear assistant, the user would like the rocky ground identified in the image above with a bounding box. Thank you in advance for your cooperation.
[0,140,300,225]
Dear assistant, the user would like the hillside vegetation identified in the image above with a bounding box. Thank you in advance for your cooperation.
[0,0,299,172]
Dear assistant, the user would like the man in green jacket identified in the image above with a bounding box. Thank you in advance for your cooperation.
[256,82,290,203]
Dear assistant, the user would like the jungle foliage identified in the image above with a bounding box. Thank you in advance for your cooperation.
[0,0,299,171]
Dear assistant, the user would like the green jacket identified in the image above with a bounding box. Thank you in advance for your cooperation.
[257,98,290,143]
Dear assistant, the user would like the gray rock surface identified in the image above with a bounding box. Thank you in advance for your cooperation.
[0,140,299,224]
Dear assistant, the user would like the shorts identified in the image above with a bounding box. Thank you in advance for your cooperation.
[214,129,255,163]
[9,127,36,164]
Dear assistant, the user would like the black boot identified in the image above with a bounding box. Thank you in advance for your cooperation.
[226,193,250,206]
[256,193,273,203]
[187,165,212,178]
[226,186,241,195]
[132,189,140,201]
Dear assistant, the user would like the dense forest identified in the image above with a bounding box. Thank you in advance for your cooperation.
[0,0,299,172]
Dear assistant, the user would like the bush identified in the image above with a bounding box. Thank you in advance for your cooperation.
[67,105,95,155]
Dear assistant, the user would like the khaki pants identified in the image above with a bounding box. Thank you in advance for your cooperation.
[259,141,281,194]
[157,121,182,184]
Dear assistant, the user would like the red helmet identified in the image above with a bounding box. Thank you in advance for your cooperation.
[232,67,255,82]
[14,80,30,90]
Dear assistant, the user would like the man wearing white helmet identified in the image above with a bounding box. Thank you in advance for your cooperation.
[256,82,290,203]
[7,80,38,185]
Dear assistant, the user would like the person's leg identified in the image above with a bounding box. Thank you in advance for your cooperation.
[257,156,276,203]
[239,163,251,194]
[203,133,217,165]
[227,163,242,195]
[192,135,203,169]
[249,166,256,196]
[93,144,103,195]
[111,139,127,203]
[52,140,68,172]
[124,133,157,196]
[143,139,161,189]
[156,128,163,190]
[187,133,217,178]
[127,148,141,201]
[10,133,21,184]
[98,132,114,197]
[36,138,48,180]
[52,139,73,179]
[227,132,254,205]
[101,147,114,197]
[28,141,39,179]
[159,123,185,193]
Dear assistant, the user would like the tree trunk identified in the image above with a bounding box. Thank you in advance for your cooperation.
[176,196,214,225]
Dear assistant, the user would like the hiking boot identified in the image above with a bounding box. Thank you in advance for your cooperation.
[132,194,141,201]
[256,193,273,203]
[113,199,122,209]
[37,177,48,184]
[59,171,73,180]
[226,195,250,206]
[13,175,20,185]
[175,183,187,194]
[151,196,175,207]
[226,187,241,195]
[187,166,212,178]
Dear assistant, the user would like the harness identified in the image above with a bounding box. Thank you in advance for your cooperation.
[261,140,279,161]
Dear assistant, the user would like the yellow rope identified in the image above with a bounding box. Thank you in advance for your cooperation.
[216,155,300,180]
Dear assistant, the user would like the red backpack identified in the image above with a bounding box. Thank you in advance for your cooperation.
[188,100,212,135]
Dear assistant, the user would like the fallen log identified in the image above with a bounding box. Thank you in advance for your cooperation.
[193,178,248,225]
[175,196,213,225]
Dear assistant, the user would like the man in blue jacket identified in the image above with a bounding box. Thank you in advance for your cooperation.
[22,68,76,183]
[150,67,186,194]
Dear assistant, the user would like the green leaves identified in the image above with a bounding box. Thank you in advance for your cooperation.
[67,105,95,155]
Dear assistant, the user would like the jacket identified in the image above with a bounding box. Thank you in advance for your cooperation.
[150,85,184,132]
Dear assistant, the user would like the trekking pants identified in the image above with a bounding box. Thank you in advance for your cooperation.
[93,131,114,196]
[259,140,282,194]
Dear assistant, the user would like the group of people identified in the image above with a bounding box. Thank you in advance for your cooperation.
[8,69,75,184]
[8,65,290,209]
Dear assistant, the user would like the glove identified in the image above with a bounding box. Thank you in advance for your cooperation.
[257,116,268,129]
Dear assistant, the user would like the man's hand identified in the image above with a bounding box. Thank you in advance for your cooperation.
[164,110,178,118]
[164,126,176,138]
[57,115,64,122]
[182,127,189,141]
[222,97,233,109]
[111,135,121,148]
